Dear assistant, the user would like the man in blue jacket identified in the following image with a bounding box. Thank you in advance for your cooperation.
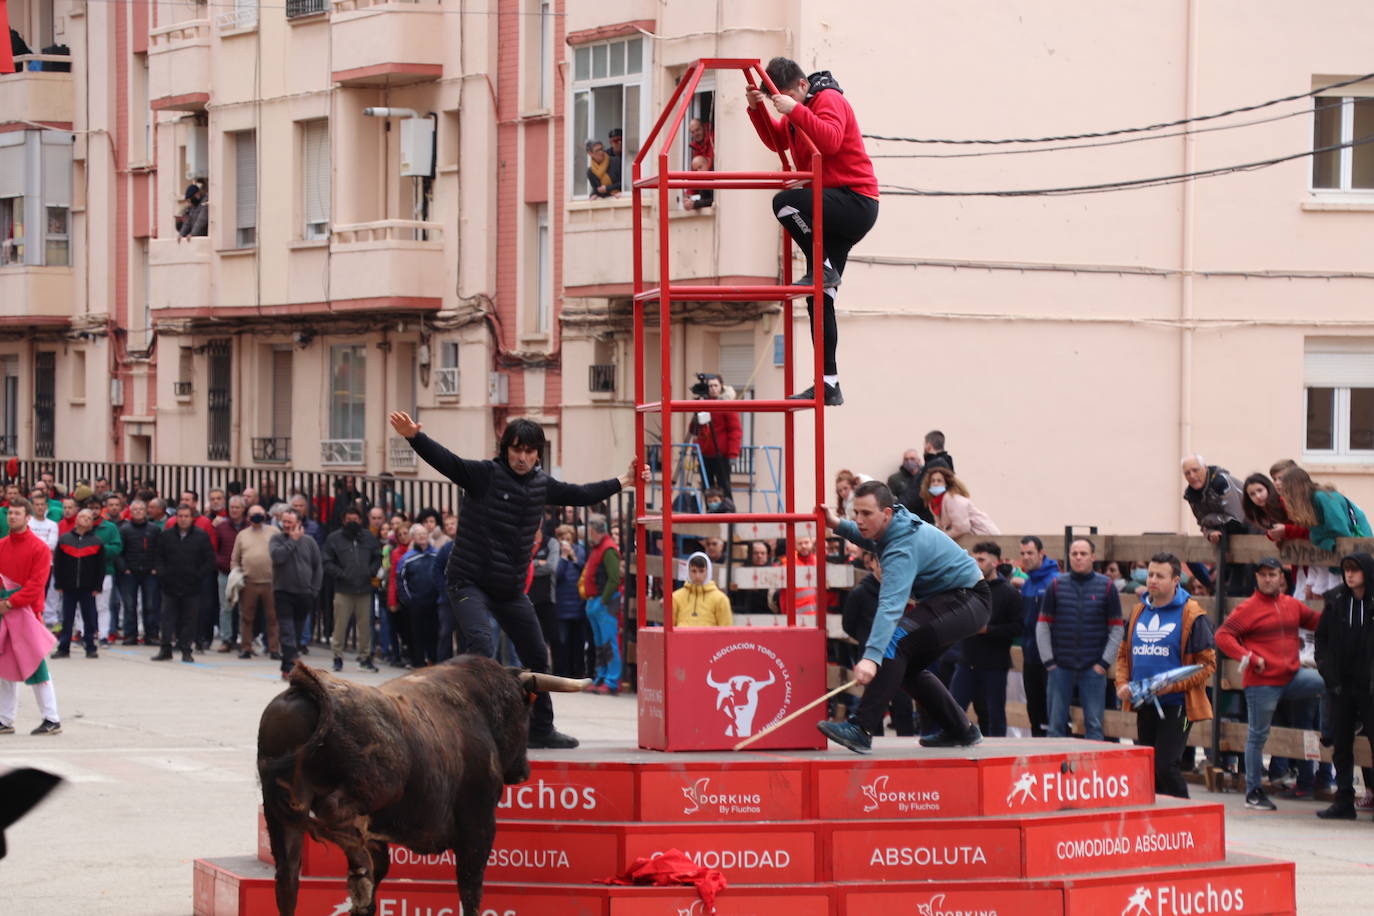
[818,481,989,754]
[1018,536,1060,737]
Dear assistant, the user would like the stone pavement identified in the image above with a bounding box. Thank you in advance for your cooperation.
[0,646,1369,914]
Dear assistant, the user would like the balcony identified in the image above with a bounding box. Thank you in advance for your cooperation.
[321,438,365,466]
[330,0,445,87]
[0,265,74,323]
[148,20,211,111]
[329,220,443,308]
[173,381,194,400]
[388,436,416,469]
[286,0,331,19]
[149,237,211,313]
[252,437,291,463]
[589,364,616,393]
[0,435,16,456]
[0,55,74,127]
[434,366,459,397]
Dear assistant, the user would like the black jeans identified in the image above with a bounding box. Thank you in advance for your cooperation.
[408,599,439,668]
[1022,653,1049,738]
[275,590,314,673]
[1136,702,1192,798]
[1329,687,1374,801]
[451,583,557,737]
[771,187,879,376]
[702,455,734,500]
[951,664,1009,737]
[436,599,458,662]
[120,571,160,642]
[555,617,588,678]
[59,591,98,653]
[159,591,199,652]
[855,580,990,738]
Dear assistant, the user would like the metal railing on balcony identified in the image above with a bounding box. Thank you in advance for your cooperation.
[388,437,417,469]
[214,6,259,30]
[0,435,16,456]
[252,437,291,463]
[589,364,616,393]
[173,381,193,398]
[285,0,329,18]
[434,367,459,396]
[321,438,365,466]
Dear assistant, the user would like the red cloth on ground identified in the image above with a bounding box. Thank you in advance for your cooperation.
[597,848,727,913]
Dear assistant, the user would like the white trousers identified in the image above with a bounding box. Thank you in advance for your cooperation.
[0,678,60,726]
[94,574,114,637]
[43,577,60,627]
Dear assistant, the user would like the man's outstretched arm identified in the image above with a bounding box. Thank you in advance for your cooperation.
[390,411,489,490]
[545,458,649,507]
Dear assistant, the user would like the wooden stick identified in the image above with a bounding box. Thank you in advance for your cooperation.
[733,680,857,751]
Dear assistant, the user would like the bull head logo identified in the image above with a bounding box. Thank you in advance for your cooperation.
[705,668,776,737]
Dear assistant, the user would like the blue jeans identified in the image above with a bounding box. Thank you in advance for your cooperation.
[1047,665,1107,741]
[59,590,98,653]
[119,571,160,642]
[585,595,622,688]
[1243,667,1326,794]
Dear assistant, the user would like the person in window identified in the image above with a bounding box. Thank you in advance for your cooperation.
[585,139,621,199]
[177,183,208,240]
[688,118,714,168]
[607,127,625,183]
[746,57,879,407]
[682,155,714,211]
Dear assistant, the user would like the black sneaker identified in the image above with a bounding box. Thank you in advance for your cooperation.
[299,645,310,656]
[85,649,98,659]
[51,649,70,659]
[360,659,379,673]
[919,724,984,748]
[151,647,173,661]
[332,657,343,673]
[817,719,873,755]
[527,729,580,749]
[1318,800,1358,820]
[786,383,844,406]
[0,722,13,735]
[239,651,254,659]
[796,266,842,290]
[181,649,195,664]
[1245,788,1277,811]
[31,719,62,736]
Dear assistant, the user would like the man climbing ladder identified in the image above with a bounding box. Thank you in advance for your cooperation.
[747,56,880,407]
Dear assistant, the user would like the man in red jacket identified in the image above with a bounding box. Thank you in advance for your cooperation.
[747,57,880,407]
[1215,557,1324,812]
[689,373,742,500]
[0,498,62,735]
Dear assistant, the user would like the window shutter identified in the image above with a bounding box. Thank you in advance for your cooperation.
[41,134,73,206]
[718,332,755,392]
[1305,348,1374,388]
[235,132,257,232]
[0,142,24,198]
[303,120,329,234]
[271,349,293,438]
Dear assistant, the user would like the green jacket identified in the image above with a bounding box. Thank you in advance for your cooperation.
[95,518,124,575]
[1311,489,1372,552]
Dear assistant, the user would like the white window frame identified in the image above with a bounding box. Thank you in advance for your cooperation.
[569,35,648,200]
[1311,95,1374,197]
[535,203,551,333]
[301,119,330,240]
[234,130,258,249]
[538,0,553,110]
[1303,342,1374,462]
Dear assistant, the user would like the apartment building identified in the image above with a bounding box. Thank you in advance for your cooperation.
[2,1,1373,533]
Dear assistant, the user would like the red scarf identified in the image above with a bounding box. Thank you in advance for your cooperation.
[579,534,620,600]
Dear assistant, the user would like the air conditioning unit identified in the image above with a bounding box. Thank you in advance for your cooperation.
[399,117,435,178]
[488,372,509,405]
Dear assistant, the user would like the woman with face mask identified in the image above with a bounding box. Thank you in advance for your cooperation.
[921,468,1000,541]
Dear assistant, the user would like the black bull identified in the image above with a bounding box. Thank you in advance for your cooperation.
[257,655,587,916]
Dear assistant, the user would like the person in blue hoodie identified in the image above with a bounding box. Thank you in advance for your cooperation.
[817,480,988,754]
[431,538,457,661]
[1017,535,1060,737]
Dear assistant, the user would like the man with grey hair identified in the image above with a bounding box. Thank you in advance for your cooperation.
[213,495,249,652]
[118,499,161,645]
[582,514,623,695]
[270,509,322,680]
[1181,455,1247,545]
[153,504,215,664]
[887,448,923,501]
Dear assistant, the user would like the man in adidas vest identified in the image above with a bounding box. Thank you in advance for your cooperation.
[392,411,644,749]
[1115,552,1216,799]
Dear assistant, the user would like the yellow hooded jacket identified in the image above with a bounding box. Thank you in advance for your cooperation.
[672,552,734,627]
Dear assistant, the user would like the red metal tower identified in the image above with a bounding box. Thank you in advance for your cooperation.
[633,59,832,751]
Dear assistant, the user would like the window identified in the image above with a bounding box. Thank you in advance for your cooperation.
[234,131,257,248]
[71,349,86,401]
[437,341,459,396]
[1312,96,1374,192]
[0,356,18,455]
[207,339,232,461]
[538,0,553,109]
[34,352,55,459]
[0,130,72,266]
[525,0,553,111]
[40,133,72,264]
[329,344,366,442]
[1304,341,1374,459]
[45,207,68,265]
[271,347,292,440]
[534,203,551,333]
[301,119,330,239]
[570,36,646,198]
[0,197,22,266]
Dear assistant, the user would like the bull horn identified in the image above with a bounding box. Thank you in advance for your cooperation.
[518,671,593,693]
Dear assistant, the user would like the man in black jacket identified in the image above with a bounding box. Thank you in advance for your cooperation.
[392,410,643,748]
[1315,552,1374,820]
[900,430,954,523]
[53,509,105,659]
[153,505,215,663]
[839,552,915,736]
[323,507,382,673]
[118,499,161,646]
[950,541,1025,737]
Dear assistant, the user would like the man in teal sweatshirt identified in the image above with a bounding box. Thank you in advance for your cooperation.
[819,480,989,754]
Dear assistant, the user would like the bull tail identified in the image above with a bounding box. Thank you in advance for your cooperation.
[257,662,335,830]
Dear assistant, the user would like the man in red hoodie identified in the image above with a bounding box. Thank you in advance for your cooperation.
[747,57,880,407]
[1215,557,1324,812]
[0,498,62,735]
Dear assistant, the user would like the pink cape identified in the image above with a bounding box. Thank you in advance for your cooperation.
[0,605,57,682]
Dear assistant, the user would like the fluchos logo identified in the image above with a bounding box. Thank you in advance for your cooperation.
[915,894,998,916]
[681,777,762,815]
[861,774,942,813]
[326,900,516,916]
[1006,768,1130,806]
[1122,882,1246,916]
[703,642,794,738]
[497,779,598,813]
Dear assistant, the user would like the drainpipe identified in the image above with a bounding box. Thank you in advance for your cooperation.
[1178,0,1199,532]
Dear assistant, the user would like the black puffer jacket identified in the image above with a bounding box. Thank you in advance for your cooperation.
[1316,552,1374,695]
[119,519,161,574]
[155,525,216,597]
[408,433,622,600]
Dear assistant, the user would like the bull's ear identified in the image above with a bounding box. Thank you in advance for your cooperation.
[517,671,593,693]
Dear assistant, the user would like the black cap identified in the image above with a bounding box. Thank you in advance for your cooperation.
[184,184,201,201]
[608,128,623,139]
[1255,557,1284,571]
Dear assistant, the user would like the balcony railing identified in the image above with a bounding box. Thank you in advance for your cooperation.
[321,438,365,466]
[173,381,193,399]
[286,0,330,18]
[215,6,259,30]
[389,436,416,469]
[435,367,459,397]
[252,437,291,463]
[331,219,442,245]
[589,364,616,393]
[0,435,16,456]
